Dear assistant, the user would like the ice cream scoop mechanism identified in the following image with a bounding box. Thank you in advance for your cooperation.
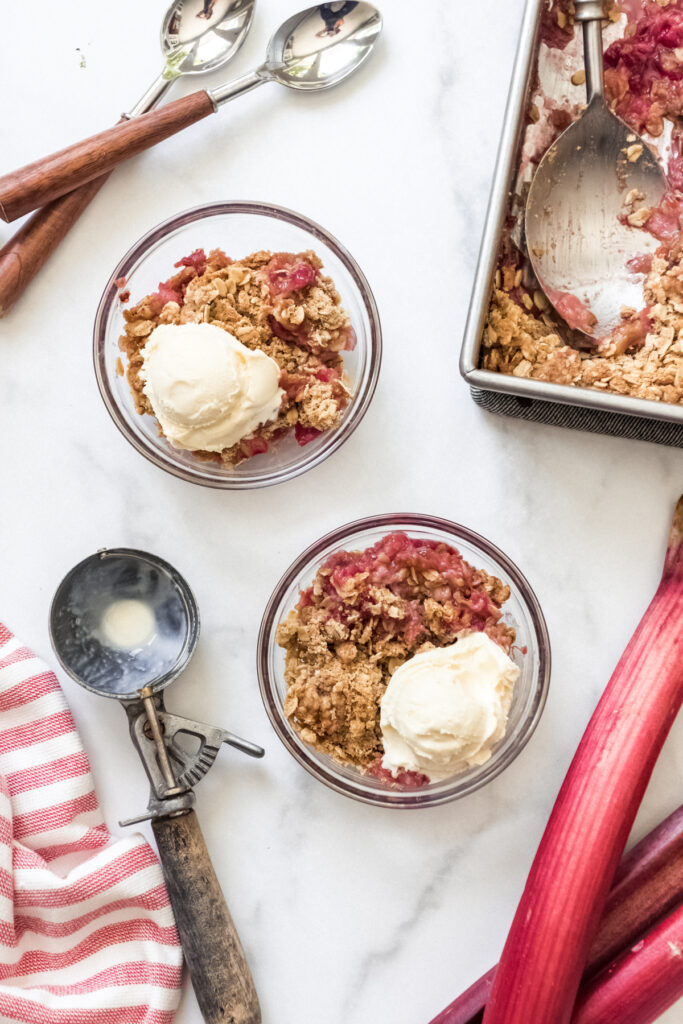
[49,548,264,1024]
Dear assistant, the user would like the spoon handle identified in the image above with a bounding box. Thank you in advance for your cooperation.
[152,809,261,1024]
[0,174,112,316]
[575,1,605,103]
[125,72,175,120]
[0,73,179,317]
[0,90,217,223]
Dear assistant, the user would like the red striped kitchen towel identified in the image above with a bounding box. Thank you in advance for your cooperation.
[0,623,183,1023]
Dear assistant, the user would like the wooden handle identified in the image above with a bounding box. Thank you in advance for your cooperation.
[0,174,111,316]
[152,810,261,1024]
[0,90,216,223]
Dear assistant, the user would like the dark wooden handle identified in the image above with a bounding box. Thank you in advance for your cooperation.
[0,90,215,223]
[0,174,111,316]
[152,810,261,1024]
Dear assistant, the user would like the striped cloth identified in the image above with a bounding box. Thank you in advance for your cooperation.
[0,623,183,1023]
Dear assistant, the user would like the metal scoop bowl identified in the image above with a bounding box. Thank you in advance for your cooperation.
[50,548,199,699]
[50,548,263,1024]
[525,0,667,341]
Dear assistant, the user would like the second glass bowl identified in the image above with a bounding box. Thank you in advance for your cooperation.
[94,201,381,489]
[258,515,551,808]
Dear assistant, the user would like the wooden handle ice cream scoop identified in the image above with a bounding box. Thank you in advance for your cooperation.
[525,0,667,341]
[0,2,382,223]
[0,0,255,317]
[49,548,265,1024]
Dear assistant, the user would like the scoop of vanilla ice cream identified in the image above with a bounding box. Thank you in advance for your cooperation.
[139,322,283,452]
[380,632,520,782]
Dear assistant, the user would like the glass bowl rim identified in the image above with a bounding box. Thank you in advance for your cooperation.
[257,513,552,809]
[92,200,382,490]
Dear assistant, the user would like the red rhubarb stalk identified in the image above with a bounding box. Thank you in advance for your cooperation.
[572,903,683,1024]
[483,497,683,1024]
[588,803,683,976]
[430,805,683,1024]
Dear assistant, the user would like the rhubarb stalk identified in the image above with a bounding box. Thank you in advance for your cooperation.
[588,803,683,976]
[483,497,683,1024]
[430,805,683,1024]
[572,903,683,1024]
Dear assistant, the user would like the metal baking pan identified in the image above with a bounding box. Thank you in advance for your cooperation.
[459,0,683,447]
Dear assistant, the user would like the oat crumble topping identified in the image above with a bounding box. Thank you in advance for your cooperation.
[120,248,355,464]
[276,533,516,771]
[483,251,683,403]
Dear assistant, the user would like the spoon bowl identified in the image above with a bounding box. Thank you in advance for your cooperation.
[525,0,667,341]
[49,549,200,701]
[265,1,383,91]
[161,0,256,77]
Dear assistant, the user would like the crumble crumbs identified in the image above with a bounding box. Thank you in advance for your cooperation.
[483,248,683,404]
[276,533,516,770]
[119,248,354,465]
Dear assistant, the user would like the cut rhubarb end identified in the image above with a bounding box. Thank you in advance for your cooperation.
[572,903,683,1024]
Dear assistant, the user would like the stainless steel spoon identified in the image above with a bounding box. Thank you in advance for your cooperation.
[0,2,383,223]
[525,0,667,341]
[0,0,255,316]
[214,0,383,98]
[127,0,256,118]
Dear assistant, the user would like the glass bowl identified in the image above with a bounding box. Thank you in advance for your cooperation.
[93,202,381,489]
[258,514,551,808]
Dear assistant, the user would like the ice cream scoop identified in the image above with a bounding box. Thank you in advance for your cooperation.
[140,322,283,452]
[380,633,519,782]
[49,548,264,1024]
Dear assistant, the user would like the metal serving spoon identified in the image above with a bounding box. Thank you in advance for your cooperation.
[0,0,255,317]
[50,548,264,1024]
[525,0,667,340]
[127,0,255,116]
[0,2,383,223]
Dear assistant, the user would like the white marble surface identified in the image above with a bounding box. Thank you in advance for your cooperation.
[2,1,683,1021]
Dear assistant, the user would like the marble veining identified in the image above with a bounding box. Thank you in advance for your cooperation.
[1,1,682,1021]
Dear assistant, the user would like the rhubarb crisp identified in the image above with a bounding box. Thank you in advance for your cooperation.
[276,532,517,784]
[119,247,355,464]
[482,0,683,407]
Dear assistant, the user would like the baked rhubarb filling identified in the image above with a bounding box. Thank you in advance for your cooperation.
[119,247,355,465]
[276,533,520,787]
[483,0,683,406]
